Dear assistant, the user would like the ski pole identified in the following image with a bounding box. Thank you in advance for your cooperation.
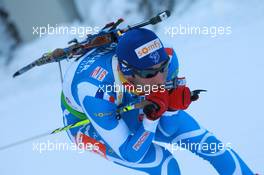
[0,119,90,151]
[0,89,206,151]
[0,100,146,151]
[0,99,151,151]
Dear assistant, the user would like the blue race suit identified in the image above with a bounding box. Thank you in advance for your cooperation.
[61,44,254,175]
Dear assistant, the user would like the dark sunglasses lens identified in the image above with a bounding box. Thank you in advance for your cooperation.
[135,69,158,78]
[133,59,169,78]
[144,71,158,78]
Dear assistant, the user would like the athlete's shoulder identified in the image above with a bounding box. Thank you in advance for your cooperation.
[62,45,117,105]
[73,46,117,86]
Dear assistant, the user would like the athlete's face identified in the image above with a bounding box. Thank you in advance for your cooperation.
[125,61,168,87]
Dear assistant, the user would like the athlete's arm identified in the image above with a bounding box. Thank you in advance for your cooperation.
[77,81,159,163]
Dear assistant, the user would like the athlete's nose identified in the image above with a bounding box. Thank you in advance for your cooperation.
[149,71,166,85]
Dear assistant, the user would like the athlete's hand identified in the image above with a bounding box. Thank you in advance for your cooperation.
[168,86,192,110]
[144,90,169,120]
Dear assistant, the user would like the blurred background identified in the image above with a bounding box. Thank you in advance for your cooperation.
[0,0,263,174]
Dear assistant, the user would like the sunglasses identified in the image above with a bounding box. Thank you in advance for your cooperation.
[121,58,169,78]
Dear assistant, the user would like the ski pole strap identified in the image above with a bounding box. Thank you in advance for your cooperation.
[61,92,87,120]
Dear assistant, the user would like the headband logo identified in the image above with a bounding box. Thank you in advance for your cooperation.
[135,38,162,59]
[149,51,160,64]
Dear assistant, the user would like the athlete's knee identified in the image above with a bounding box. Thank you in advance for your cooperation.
[159,111,180,137]
[159,110,201,137]
[177,110,200,130]
[119,145,148,163]
[179,131,254,175]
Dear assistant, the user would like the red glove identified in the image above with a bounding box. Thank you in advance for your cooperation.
[144,90,169,120]
[168,86,191,110]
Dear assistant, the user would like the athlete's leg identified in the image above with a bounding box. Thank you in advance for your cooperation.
[109,143,180,175]
[62,107,181,175]
[155,110,254,175]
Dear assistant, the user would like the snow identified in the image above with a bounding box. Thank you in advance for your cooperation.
[0,0,263,174]
[74,0,142,28]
